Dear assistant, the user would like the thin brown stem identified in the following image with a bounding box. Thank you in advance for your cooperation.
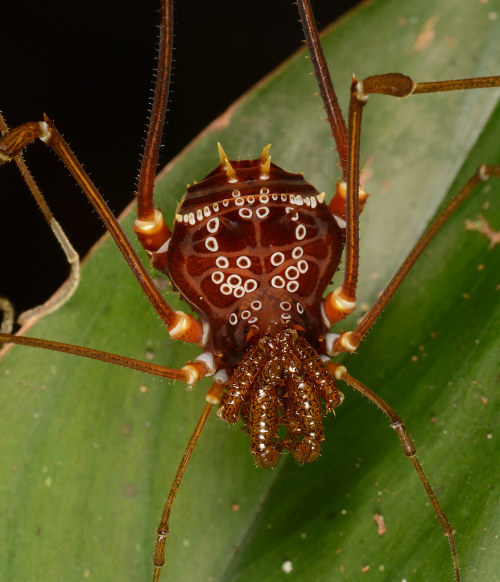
[152,402,214,582]
[296,0,348,179]
[136,0,173,221]
[336,367,460,582]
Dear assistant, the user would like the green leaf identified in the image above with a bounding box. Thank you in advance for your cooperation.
[1,1,499,581]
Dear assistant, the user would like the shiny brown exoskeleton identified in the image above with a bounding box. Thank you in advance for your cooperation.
[162,146,346,467]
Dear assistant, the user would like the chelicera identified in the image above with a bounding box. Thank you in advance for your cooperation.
[0,1,499,581]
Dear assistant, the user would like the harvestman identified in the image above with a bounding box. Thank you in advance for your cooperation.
[1,0,499,580]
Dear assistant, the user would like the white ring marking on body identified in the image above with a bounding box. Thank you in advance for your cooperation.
[271,276,285,289]
[295,224,306,240]
[227,274,242,288]
[211,271,224,284]
[285,266,299,280]
[236,256,251,269]
[216,256,229,268]
[205,237,219,252]
[270,252,285,266]
[244,279,258,293]
[207,217,220,233]
[297,260,309,273]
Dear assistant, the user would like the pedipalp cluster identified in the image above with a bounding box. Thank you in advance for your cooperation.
[217,323,343,467]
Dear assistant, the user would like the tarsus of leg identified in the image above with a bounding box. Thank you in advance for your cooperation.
[329,362,461,582]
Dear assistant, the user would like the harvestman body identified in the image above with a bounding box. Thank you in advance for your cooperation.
[1,0,499,580]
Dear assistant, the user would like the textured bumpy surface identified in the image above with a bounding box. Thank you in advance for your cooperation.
[216,324,343,466]
[166,156,343,364]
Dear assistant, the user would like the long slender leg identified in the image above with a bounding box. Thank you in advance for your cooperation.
[0,332,211,385]
[0,118,203,345]
[321,71,500,334]
[333,164,500,353]
[327,362,460,582]
[0,0,200,343]
[0,111,80,329]
[296,0,366,322]
[295,0,373,274]
[297,9,500,329]
[295,0,348,178]
[136,0,173,222]
[133,0,174,273]
[152,391,225,582]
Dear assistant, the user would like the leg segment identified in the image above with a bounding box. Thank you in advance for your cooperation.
[296,0,348,178]
[0,332,211,385]
[332,163,500,354]
[322,69,500,334]
[133,0,173,273]
[0,117,203,344]
[0,0,200,343]
[151,378,225,582]
[0,111,80,329]
[296,0,368,321]
[135,0,173,223]
[328,362,460,582]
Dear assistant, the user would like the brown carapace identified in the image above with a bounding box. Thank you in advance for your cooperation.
[162,145,345,466]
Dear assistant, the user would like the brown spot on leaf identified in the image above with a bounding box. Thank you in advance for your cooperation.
[413,15,440,52]
[122,483,138,498]
[465,215,500,248]
[374,513,387,535]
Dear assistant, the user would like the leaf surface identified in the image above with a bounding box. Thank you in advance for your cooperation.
[1,1,499,581]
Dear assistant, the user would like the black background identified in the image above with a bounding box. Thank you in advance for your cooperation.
[1,0,362,316]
